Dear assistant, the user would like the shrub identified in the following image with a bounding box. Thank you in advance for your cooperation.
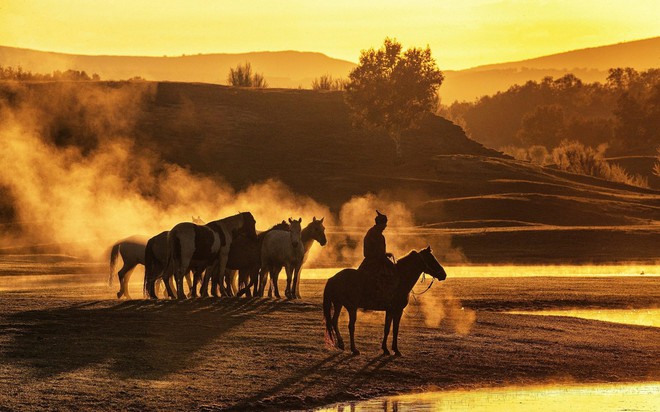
[227,62,268,88]
[552,140,648,188]
[311,74,347,91]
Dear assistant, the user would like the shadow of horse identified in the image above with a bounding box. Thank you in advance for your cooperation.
[4,298,287,379]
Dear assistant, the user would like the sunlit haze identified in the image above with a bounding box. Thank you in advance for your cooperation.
[1,0,659,69]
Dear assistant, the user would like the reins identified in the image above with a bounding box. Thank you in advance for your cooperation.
[410,275,435,296]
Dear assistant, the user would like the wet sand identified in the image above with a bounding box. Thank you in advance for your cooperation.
[0,264,658,411]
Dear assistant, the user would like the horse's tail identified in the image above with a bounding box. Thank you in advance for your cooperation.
[108,242,121,286]
[323,280,335,346]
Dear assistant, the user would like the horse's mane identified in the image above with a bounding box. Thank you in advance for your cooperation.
[257,221,290,241]
[394,250,419,267]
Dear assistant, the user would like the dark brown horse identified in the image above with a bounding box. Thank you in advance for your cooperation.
[323,247,447,356]
[228,220,290,297]
[143,231,207,299]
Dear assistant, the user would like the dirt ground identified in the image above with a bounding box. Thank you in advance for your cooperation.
[0,262,658,411]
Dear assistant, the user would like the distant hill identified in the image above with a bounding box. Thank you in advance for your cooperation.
[443,37,660,102]
[0,46,355,89]
[2,37,658,101]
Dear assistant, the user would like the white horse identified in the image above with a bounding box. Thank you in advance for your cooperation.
[259,218,303,299]
[165,212,257,299]
[108,236,148,299]
[291,217,327,298]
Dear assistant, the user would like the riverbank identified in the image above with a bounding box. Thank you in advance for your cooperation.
[0,272,658,411]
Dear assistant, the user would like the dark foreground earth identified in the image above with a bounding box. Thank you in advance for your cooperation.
[0,259,658,411]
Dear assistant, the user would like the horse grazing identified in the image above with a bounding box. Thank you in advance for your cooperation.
[108,236,148,299]
[323,246,447,355]
[166,212,257,299]
[257,218,304,299]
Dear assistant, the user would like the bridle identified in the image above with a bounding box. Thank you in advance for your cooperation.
[410,251,437,296]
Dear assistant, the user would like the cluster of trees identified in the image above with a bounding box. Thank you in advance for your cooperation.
[0,65,101,81]
[442,68,660,157]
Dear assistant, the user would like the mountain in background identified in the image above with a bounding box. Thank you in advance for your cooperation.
[1,36,658,102]
[0,47,355,89]
[442,37,660,102]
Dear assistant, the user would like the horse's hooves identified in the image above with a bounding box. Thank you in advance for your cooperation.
[351,349,361,355]
[394,350,402,357]
[382,349,391,356]
[337,342,345,351]
[116,292,122,299]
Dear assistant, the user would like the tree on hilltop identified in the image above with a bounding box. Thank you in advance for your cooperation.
[227,62,268,88]
[345,38,444,147]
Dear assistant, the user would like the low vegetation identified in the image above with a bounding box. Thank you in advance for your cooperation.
[551,140,648,188]
[227,62,268,88]
[0,65,100,81]
[311,74,346,91]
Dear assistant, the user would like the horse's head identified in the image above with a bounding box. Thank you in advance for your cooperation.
[306,216,327,246]
[240,212,258,240]
[288,217,302,249]
[418,246,447,281]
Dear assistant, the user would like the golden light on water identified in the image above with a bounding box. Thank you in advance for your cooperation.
[316,382,660,411]
[510,309,660,328]
[301,265,660,279]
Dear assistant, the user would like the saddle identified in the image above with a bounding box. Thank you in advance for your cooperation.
[358,257,399,308]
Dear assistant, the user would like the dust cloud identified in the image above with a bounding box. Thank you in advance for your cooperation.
[0,82,331,260]
[0,81,463,276]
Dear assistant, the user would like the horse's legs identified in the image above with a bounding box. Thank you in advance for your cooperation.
[348,307,359,355]
[381,311,393,355]
[284,265,294,299]
[293,266,303,299]
[392,309,403,356]
[222,270,235,297]
[184,272,193,296]
[116,264,132,299]
[189,269,203,297]
[159,272,175,299]
[332,302,344,350]
[271,265,283,298]
[257,268,267,297]
[211,254,229,298]
[200,270,211,297]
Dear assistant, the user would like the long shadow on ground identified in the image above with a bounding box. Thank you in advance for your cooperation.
[2,298,288,379]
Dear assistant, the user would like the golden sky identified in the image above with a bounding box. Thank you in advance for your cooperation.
[1,0,658,69]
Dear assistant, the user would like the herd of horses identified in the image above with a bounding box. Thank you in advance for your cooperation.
[108,212,448,355]
[109,212,327,300]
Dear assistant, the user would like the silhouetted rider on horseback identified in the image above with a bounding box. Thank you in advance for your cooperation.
[358,210,398,305]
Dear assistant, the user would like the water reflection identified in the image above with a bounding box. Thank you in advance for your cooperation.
[314,382,660,411]
[302,265,660,280]
[509,309,660,327]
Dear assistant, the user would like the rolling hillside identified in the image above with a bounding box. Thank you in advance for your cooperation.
[0,81,658,263]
